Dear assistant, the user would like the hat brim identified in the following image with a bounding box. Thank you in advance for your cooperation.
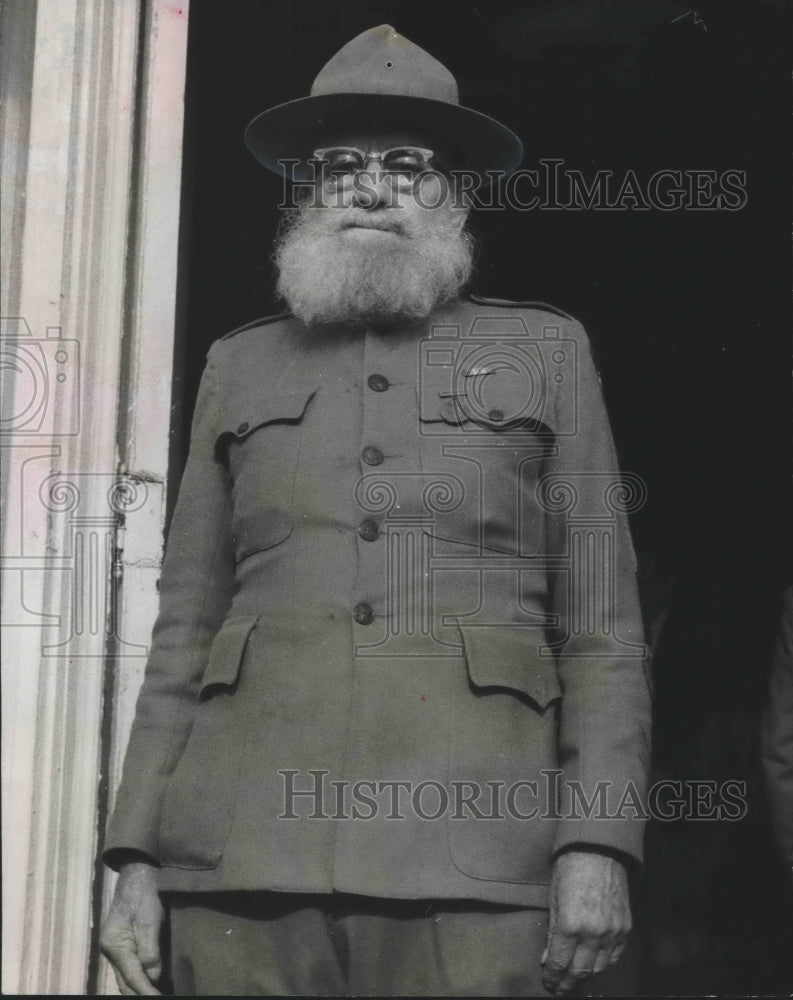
[244,93,523,180]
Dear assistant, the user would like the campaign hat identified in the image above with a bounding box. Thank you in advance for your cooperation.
[244,24,523,180]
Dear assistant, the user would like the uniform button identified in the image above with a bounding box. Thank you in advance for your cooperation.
[367,373,390,392]
[361,446,384,466]
[237,421,250,434]
[353,602,375,625]
[488,409,504,422]
[358,519,380,542]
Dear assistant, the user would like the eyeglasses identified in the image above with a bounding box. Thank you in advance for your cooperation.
[312,146,437,185]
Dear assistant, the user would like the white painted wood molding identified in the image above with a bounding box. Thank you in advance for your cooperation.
[1,1,189,993]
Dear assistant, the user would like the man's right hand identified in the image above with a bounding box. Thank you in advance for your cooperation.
[100,860,164,995]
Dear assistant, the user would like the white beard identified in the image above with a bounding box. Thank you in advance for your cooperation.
[274,198,475,329]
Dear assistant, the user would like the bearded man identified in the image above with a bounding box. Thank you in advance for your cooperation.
[100,25,652,997]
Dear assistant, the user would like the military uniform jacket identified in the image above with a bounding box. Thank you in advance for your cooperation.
[105,296,652,908]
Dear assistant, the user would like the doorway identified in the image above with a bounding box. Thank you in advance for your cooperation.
[171,1,792,992]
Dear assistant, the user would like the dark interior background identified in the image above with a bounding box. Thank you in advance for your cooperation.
[173,0,792,992]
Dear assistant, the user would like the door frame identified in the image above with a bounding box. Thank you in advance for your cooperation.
[0,1,190,992]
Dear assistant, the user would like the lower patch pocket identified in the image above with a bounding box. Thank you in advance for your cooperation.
[446,626,561,884]
[159,614,260,868]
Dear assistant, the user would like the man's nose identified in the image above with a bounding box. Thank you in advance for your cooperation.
[351,166,394,210]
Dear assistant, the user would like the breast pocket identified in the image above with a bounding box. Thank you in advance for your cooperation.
[418,390,554,557]
[216,389,317,562]
[418,362,555,435]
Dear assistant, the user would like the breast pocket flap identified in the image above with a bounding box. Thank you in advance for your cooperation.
[418,395,472,427]
[216,389,317,456]
[418,394,552,433]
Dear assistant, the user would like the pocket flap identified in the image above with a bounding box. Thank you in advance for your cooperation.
[418,393,472,427]
[199,614,260,699]
[217,389,317,446]
[419,388,552,433]
[459,626,562,710]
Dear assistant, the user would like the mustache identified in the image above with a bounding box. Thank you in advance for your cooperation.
[304,206,411,237]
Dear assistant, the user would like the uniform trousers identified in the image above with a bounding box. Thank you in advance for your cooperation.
[167,891,637,997]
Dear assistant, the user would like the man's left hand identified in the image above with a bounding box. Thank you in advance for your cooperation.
[541,849,632,996]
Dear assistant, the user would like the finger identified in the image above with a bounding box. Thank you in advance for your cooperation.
[591,944,612,976]
[541,928,577,992]
[112,965,135,996]
[553,941,600,996]
[142,958,162,985]
[135,927,163,984]
[112,949,162,996]
[608,939,627,967]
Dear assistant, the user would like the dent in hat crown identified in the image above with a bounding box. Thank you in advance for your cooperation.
[310,25,460,104]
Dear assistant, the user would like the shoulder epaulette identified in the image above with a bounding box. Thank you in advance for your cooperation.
[466,293,575,321]
[220,310,292,341]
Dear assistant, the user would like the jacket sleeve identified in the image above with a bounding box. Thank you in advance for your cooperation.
[543,319,652,867]
[103,342,235,869]
[761,585,793,868]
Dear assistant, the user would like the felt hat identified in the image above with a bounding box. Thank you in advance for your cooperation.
[244,24,523,180]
